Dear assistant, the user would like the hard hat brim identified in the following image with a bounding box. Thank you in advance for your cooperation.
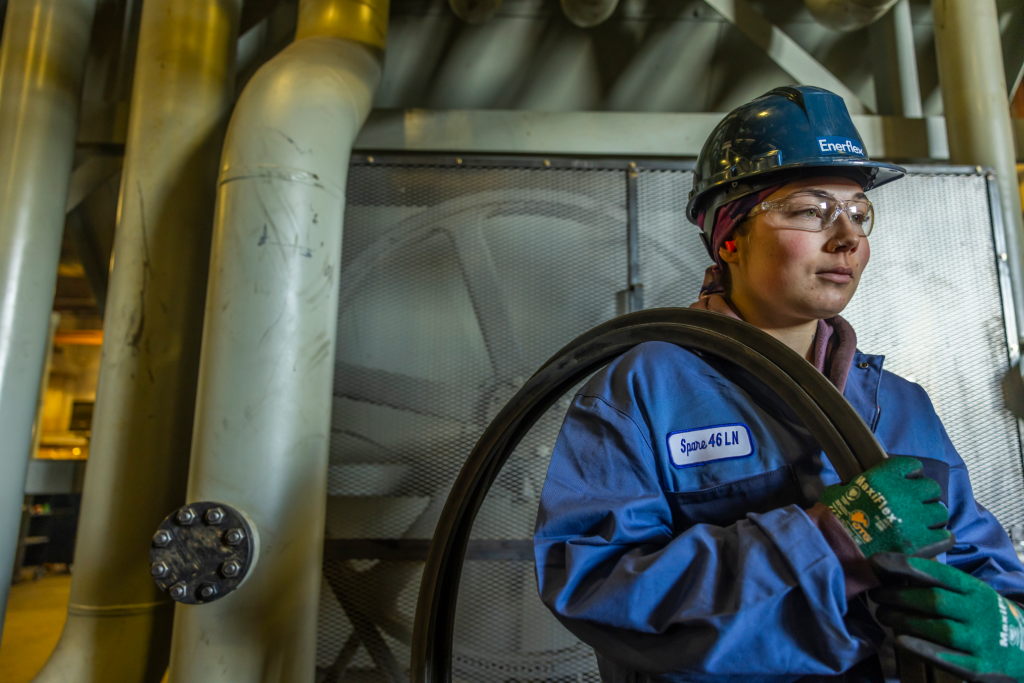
[686,158,906,224]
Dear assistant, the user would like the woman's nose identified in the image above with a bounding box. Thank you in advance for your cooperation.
[828,213,861,252]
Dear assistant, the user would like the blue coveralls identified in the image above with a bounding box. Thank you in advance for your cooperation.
[533,341,1024,683]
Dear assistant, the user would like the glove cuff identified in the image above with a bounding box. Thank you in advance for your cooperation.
[806,502,881,597]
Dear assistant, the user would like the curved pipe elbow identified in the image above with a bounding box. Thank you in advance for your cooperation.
[804,0,899,31]
[560,0,619,27]
[448,0,502,24]
[220,36,381,191]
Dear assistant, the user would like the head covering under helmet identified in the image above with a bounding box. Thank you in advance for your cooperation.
[687,85,906,258]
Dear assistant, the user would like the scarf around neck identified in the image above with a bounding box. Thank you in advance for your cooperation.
[688,293,858,394]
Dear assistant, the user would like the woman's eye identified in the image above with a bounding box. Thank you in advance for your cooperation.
[848,207,870,224]
[786,205,821,219]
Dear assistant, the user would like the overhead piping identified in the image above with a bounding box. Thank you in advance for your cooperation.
[560,0,619,27]
[164,1,388,682]
[449,0,502,24]
[30,2,242,682]
[0,0,97,637]
[804,0,900,32]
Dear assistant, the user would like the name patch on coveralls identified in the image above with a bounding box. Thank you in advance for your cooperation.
[667,424,754,468]
[816,136,864,156]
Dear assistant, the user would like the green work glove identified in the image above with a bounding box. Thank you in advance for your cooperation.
[871,553,1024,683]
[818,457,953,558]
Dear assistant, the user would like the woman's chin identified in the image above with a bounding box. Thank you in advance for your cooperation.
[794,294,852,320]
[806,302,850,320]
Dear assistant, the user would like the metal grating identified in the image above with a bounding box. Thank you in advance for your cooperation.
[636,168,1024,527]
[320,159,1023,681]
[320,163,624,681]
[845,173,1024,527]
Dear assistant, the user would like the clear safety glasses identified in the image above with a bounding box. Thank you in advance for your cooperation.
[746,191,875,237]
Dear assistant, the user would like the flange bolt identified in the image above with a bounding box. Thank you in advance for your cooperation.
[199,583,218,600]
[150,562,168,578]
[221,560,241,578]
[225,528,245,546]
[204,507,225,525]
[169,582,187,600]
[176,508,196,525]
[153,529,172,547]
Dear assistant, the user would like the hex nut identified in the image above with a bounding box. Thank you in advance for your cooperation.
[176,508,196,525]
[225,528,245,546]
[199,583,218,600]
[150,562,168,578]
[221,560,241,578]
[169,582,187,600]
[153,529,172,547]
[204,507,225,525]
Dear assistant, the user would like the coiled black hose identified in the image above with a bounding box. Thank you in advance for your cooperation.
[410,308,891,683]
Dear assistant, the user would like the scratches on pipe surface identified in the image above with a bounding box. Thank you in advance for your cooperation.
[295,331,331,374]
[270,127,309,154]
[257,301,286,352]
[257,223,313,257]
[298,339,331,373]
[218,164,341,196]
[128,181,151,352]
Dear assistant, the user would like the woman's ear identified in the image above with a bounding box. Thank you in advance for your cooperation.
[718,241,740,265]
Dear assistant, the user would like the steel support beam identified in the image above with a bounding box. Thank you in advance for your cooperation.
[870,0,923,117]
[64,212,109,317]
[701,0,872,114]
[933,0,1024,334]
[354,109,949,159]
[31,2,243,682]
[65,154,123,214]
[0,0,97,637]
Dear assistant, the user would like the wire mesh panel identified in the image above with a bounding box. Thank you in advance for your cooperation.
[636,168,1024,528]
[320,162,624,681]
[845,173,1024,527]
[320,160,1023,682]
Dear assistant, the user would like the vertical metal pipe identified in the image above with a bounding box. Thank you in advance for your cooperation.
[933,0,1024,337]
[0,0,97,636]
[166,2,387,682]
[892,0,923,117]
[870,0,922,117]
[30,3,243,682]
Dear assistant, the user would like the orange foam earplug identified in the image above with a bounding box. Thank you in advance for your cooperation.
[725,240,737,253]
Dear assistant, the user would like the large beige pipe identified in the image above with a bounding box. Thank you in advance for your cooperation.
[30,2,242,682]
[0,0,97,636]
[933,0,1024,335]
[166,2,387,682]
[805,0,899,31]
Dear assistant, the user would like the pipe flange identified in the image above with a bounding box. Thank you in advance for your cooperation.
[150,501,256,605]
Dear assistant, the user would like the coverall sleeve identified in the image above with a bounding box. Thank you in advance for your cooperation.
[533,393,879,679]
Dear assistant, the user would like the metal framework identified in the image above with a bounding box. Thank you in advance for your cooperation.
[316,154,1022,683]
[701,0,871,114]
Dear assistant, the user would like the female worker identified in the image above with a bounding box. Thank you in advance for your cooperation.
[533,86,1024,683]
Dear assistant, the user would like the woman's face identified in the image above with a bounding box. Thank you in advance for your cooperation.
[720,176,870,326]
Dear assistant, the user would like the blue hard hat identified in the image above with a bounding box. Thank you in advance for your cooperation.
[687,85,905,253]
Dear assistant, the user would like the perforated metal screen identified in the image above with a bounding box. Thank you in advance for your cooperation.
[318,159,1022,682]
